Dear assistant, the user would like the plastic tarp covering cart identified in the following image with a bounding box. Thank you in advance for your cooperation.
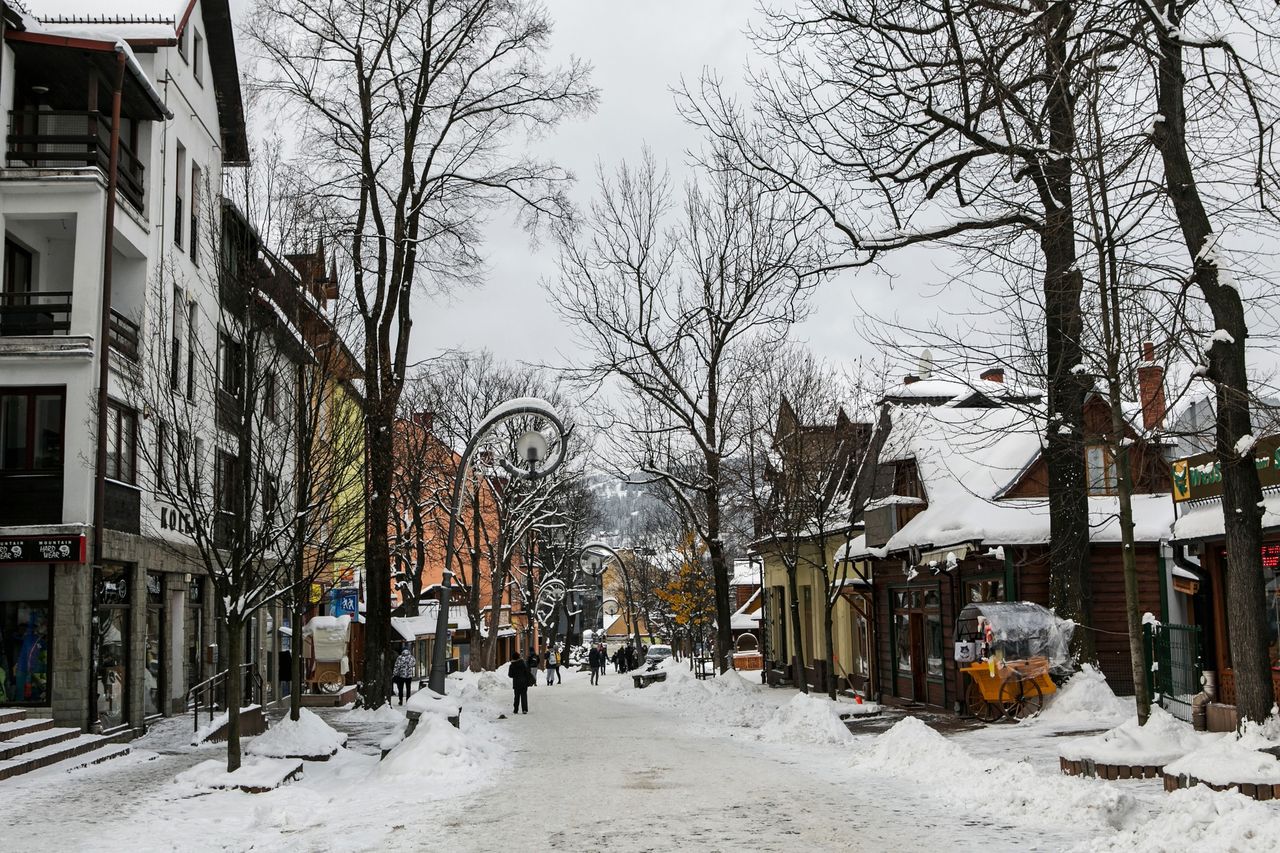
[303,615,351,666]
[955,601,1074,676]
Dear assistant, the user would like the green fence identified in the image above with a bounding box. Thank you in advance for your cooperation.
[1142,622,1202,723]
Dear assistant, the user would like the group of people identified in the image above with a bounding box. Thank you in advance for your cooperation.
[506,644,566,714]
[610,644,644,673]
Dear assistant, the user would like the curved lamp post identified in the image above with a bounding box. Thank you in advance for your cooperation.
[427,398,569,695]
[579,542,643,652]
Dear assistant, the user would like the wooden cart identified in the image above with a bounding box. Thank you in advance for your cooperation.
[962,655,1057,722]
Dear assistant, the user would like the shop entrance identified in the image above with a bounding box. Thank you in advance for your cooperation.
[92,564,131,730]
[0,564,51,705]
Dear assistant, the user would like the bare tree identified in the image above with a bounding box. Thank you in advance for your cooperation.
[553,151,824,671]
[249,0,597,705]
[682,0,1137,658]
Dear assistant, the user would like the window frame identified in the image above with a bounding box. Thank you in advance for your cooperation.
[1086,444,1118,496]
[105,399,138,485]
[173,143,186,249]
[0,387,65,472]
[192,31,204,87]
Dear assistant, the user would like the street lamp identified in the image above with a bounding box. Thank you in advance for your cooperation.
[427,398,569,695]
[579,542,643,652]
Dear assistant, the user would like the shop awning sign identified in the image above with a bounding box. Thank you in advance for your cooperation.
[1171,434,1280,503]
[0,534,85,563]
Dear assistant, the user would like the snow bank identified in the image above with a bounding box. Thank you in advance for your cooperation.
[175,757,303,792]
[245,709,346,759]
[1078,786,1280,852]
[378,712,497,783]
[855,718,1138,830]
[758,693,854,746]
[1058,707,1212,766]
[1036,664,1131,727]
[1165,735,1280,786]
[342,703,406,725]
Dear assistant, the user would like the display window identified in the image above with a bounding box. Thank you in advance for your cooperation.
[0,566,51,705]
[93,564,131,730]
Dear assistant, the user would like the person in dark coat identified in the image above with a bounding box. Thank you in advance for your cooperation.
[507,651,530,714]
[587,644,603,685]
[526,649,540,688]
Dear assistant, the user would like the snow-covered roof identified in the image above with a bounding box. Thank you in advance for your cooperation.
[390,615,437,642]
[730,589,762,631]
[1172,490,1280,541]
[847,406,1175,557]
[879,374,1043,407]
[413,602,472,631]
[730,558,761,587]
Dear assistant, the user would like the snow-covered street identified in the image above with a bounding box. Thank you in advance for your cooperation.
[5,661,1279,852]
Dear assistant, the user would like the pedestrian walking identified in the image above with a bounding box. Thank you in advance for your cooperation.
[588,644,602,685]
[391,645,416,706]
[547,646,562,685]
[527,649,540,687]
[507,650,530,714]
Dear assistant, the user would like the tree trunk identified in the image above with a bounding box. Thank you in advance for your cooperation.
[1110,392,1152,724]
[362,412,394,708]
[785,560,808,693]
[1147,0,1271,724]
[705,479,732,673]
[1039,2,1094,660]
[290,607,303,722]
[483,554,510,670]
[225,615,244,774]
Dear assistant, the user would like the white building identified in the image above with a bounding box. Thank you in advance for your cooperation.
[0,0,279,736]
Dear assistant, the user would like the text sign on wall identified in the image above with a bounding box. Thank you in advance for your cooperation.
[0,534,85,563]
[1171,434,1280,503]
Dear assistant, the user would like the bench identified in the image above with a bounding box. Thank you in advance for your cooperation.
[632,670,668,688]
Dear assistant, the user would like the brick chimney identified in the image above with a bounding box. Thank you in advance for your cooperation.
[1137,341,1166,431]
[980,367,1005,384]
[903,375,920,386]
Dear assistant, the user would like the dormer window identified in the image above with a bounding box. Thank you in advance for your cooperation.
[1086,444,1117,495]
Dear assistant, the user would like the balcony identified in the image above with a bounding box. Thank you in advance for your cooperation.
[0,471,62,525]
[0,290,71,336]
[109,309,140,362]
[6,110,146,211]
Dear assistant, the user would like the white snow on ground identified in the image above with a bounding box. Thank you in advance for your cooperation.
[4,662,1279,851]
[1035,664,1132,727]
[244,708,347,758]
[1058,706,1215,765]
[174,756,302,792]
[1165,728,1280,786]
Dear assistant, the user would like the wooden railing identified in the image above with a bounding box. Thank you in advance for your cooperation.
[0,290,72,336]
[6,109,146,210]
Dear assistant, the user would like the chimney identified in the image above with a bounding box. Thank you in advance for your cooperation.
[1137,341,1166,431]
[903,375,920,386]
[980,367,1005,384]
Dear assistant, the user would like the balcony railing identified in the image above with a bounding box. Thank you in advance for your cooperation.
[0,290,72,336]
[6,109,146,210]
[109,308,140,361]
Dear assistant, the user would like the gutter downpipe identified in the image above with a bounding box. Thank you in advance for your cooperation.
[90,50,126,730]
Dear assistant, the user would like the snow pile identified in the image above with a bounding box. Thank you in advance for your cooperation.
[758,693,855,746]
[1164,729,1280,786]
[855,718,1138,830]
[1058,707,1210,766]
[841,699,882,716]
[1077,786,1280,852]
[342,703,406,725]
[245,709,346,759]
[1036,665,1131,727]
[175,756,302,792]
[377,711,498,784]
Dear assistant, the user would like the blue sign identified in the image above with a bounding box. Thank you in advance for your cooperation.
[329,587,360,621]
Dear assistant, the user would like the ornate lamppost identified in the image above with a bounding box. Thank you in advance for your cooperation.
[578,542,643,651]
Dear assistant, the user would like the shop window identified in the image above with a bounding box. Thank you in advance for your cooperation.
[187,579,204,694]
[926,613,944,679]
[92,564,131,731]
[145,572,164,717]
[0,566,51,705]
[894,612,912,675]
[1086,444,1117,495]
[965,578,1005,604]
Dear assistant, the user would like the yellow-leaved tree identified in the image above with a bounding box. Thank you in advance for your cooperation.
[656,533,717,655]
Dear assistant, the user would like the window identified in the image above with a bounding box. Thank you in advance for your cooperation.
[263,370,277,421]
[185,302,198,400]
[853,610,870,677]
[169,287,182,391]
[1086,444,1117,495]
[925,614,944,679]
[105,401,137,484]
[263,473,279,519]
[965,578,1005,604]
[218,333,243,398]
[215,450,241,516]
[190,163,201,265]
[4,238,33,294]
[174,144,186,248]
[894,612,912,675]
[178,23,188,63]
[0,389,63,471]
[193,31,204,86]
[155,419,168,490]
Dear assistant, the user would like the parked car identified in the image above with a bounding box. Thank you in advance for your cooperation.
[645,644,673,664]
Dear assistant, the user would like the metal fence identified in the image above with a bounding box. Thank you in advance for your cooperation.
[1143,622,1202,722]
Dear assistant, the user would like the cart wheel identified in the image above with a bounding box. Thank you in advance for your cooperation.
[999,676,1044,720]
[965,679,1001,723]
[319,677,343,694]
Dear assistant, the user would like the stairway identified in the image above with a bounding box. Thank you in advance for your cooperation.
[0,708,131,782]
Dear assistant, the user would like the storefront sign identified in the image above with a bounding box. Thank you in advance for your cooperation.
[0,534,84,563]
[1171,435,1280,502]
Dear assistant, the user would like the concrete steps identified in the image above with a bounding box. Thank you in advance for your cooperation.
[0,708,131,782]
